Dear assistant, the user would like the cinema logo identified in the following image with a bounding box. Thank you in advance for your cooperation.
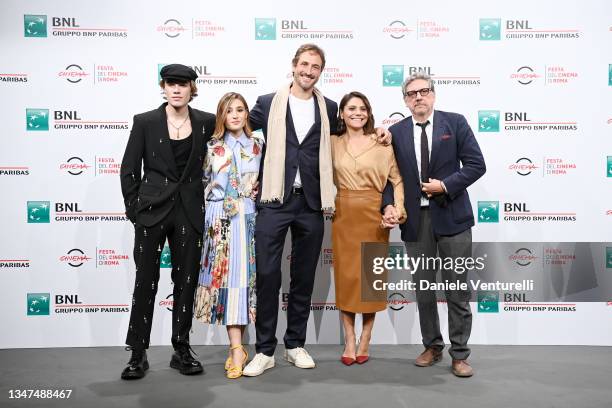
[0,166,29,176]
[478,110,578,132]
[509,248,537,267]
[0,72,28,83]
[383,20,414,39]
[479,18,580,41]
[255,17,354,40]
[321,66,353,86]
[0,257,30,268]
[60,157,90,175]
[158,19,187,37]
[59,156,120,176]
[382,112,405,127]
[24,15,127,38]
[388,292,411,311]
[281,293,337,311]
[96,248,130,267]
[26,108,128,131]
[158,18,225,39]
[159,294,174,311]
[511,66,541,85]
[58,64,88,83]
[509,157,577,177]
[508,158,538,176]
[478,201,577,223]
[59,248,92,267]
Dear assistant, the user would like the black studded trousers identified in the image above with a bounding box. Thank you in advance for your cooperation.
[125,199,202,350]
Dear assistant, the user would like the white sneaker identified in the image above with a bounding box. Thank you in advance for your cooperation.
[242,353,275,377]
[284,347,316,369]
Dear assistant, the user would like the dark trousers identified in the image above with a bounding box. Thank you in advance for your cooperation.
[125,201,201,350]
[255,193,324,356]
[405,208,472,360]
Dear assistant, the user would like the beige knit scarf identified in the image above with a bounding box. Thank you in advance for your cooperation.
[260,83,336,211]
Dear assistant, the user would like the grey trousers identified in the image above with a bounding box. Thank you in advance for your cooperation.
[404,208,472,360]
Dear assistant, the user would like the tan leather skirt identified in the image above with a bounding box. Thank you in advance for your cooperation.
[332,189,389,313]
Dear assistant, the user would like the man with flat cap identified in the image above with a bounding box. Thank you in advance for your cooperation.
[119,64,215,379]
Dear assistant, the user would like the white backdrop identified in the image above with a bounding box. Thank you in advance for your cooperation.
[1,0,611,348]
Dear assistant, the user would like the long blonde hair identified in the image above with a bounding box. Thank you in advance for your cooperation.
[212,92,253,140]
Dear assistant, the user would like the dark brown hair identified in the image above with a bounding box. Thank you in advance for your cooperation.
[291,43,326,69]
[337,91,376,135]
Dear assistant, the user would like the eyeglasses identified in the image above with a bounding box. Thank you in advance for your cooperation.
[404,88,432,99]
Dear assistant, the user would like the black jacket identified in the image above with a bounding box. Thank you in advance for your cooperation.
[249,92,338,211]
[120,103,215,232]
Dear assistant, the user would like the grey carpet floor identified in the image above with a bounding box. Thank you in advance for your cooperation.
[0,345,611,408]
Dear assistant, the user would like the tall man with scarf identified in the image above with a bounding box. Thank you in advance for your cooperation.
[243,44,392,376]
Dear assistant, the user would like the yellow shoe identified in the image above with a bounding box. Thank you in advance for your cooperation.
[226,345,248,379]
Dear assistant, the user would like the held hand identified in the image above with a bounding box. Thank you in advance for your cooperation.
[250,181,260,200]
[375,127,392,146]
[421,178,444,198]
[381,205,399,229]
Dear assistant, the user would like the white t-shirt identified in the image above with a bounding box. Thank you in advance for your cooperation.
[288,94,315,187]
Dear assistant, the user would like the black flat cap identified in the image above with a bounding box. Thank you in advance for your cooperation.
[160,64,198,82]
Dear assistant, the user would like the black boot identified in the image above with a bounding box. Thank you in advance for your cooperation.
[121,347,149,380]
[170,345,204,375]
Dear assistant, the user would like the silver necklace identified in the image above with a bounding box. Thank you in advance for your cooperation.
[167,115,189,139]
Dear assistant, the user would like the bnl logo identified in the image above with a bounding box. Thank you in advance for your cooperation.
[477,201,499,223]
[27,293,50,316]
[24,15,47,37]
[606,247,612,269]
[479,18,501,41]
[478,291,499,313]
[382,65,404,87]
[608,64,612,86]
[160,244,172,268]
[607,156,612,178]
[27,201,50,223]
[478,110,500,132]
[26,109,49,131]
[255,18,276,40]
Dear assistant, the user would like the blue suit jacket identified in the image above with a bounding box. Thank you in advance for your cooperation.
[388,110,486,241]
[249,92,338,211]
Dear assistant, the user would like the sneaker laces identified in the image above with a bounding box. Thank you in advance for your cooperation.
[251,353,269,366]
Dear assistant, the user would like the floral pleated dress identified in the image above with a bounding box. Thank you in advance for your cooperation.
[194,131,263,325]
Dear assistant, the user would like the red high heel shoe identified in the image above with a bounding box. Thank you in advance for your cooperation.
[355,355,369,364]
[341,356,356,366]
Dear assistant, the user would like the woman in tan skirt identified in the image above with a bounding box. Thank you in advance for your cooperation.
[332,91,406,365]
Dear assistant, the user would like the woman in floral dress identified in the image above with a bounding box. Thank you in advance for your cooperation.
[194,92,263,379]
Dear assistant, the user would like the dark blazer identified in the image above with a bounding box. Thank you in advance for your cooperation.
[389,110,486,241]
[249,92,338,211]
[120,103,215,233]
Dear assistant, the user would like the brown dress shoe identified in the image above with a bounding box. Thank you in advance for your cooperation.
[452,359,474,377]
[415,348,443,367]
